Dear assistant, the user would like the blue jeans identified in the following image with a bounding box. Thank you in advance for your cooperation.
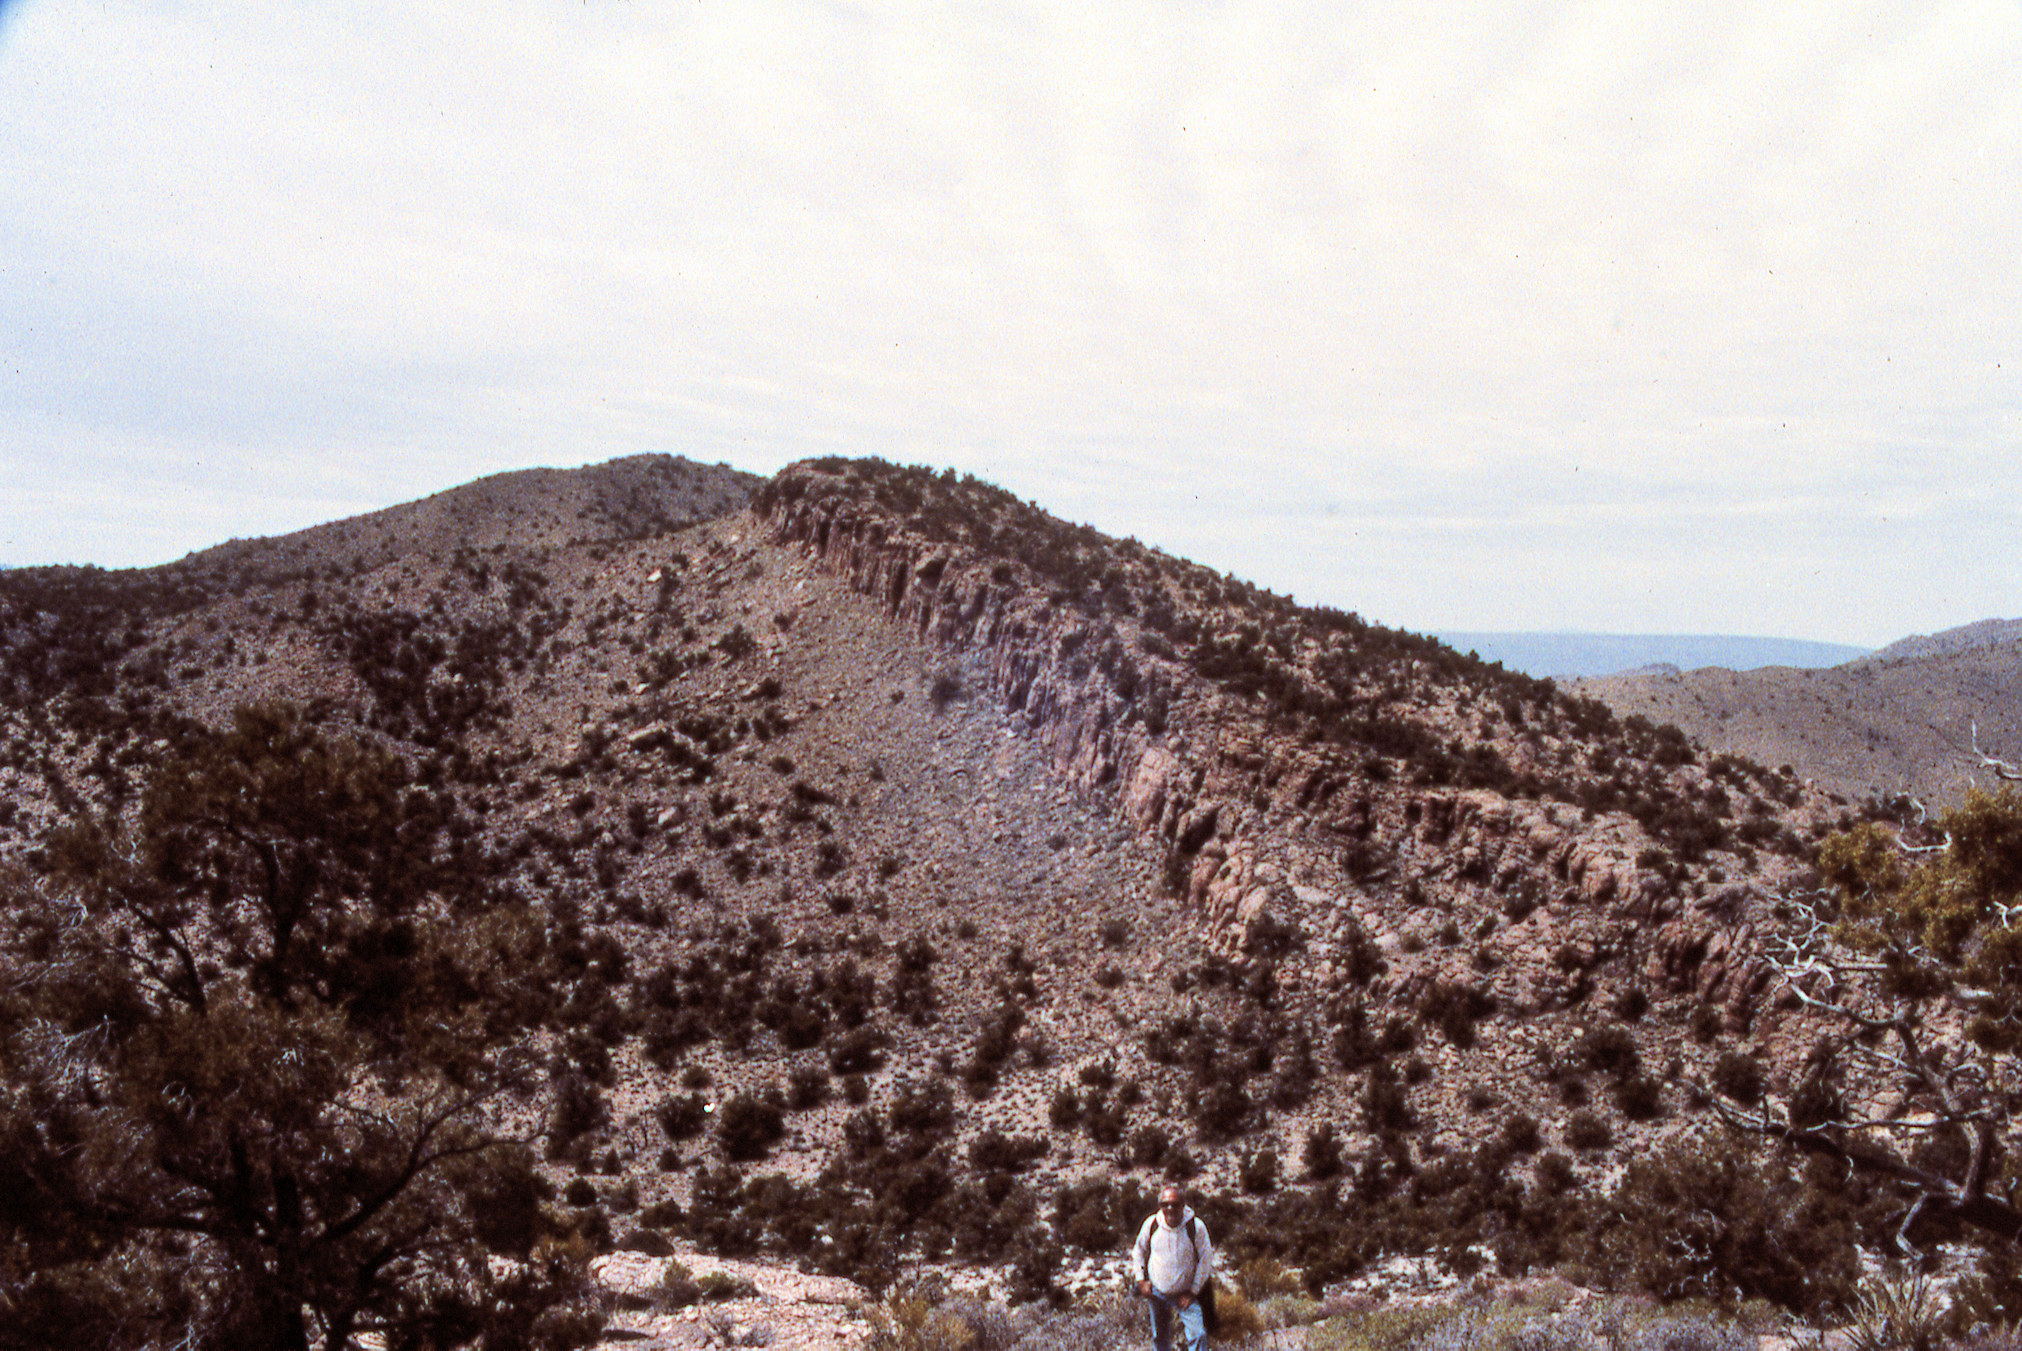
[1148,1288,1207,1351]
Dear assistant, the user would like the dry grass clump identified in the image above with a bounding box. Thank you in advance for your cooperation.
[1307,1294,1759,1351]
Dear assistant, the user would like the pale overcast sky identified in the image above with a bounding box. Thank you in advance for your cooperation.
[3,1,2017,646]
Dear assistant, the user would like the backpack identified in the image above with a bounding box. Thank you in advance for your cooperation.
[1183,1216,1219,1335]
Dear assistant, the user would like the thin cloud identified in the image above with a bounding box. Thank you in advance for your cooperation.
[0,0,2017,644]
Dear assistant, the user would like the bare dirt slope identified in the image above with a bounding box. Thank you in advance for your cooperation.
[1576,618,2022,807]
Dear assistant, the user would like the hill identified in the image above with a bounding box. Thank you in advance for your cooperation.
[0,455,1936,1334]
[1576,618,2022,806]
[1435,632,1869,680]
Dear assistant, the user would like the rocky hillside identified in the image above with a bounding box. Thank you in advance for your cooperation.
[0,455,1896,1316]
[1576,618,2022,807]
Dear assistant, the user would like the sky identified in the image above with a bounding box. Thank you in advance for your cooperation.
[2,1,2018,647]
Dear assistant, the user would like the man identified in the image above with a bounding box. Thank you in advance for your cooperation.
[1131,1184,1213,1351]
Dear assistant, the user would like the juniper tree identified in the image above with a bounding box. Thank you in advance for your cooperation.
[0,703,598,1351]
[1708,767,2022,1251]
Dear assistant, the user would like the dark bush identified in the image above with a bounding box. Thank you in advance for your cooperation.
[788,1064,831,1110]
[968,1129,1049,1173]
[1710,1050,1765,1105]
[1615,1073,1663,1121]
[656,1093,709,1141]
[1576,1024,1640,1078]
[1239,1147,1279,1194]
[1590,1135,1863,1315]
[828,1024,889,1075]
[1565,1109,1613,1152]
[1129,1125,1172,1171]
[716,1092,786,1161]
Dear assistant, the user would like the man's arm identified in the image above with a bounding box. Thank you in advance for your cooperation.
[1191,1222,1214,1294]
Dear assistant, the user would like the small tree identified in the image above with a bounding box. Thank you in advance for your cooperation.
[1708,771,2022,1249]
[0,704,596,1350]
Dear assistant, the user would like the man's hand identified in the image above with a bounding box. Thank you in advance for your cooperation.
[1138,1280,1153,1299]
[1175,1292,1194,1310]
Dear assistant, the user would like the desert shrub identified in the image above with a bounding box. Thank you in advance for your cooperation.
[1083,1094,1128,1147]
[1129,1125,1172,1171]
[1420,981,1497,1049]
[968,1130,1049,1174]
[650,1259,705,1311]
[1709,1050,1764,1106]
[657,1092,709,1141]
[1304,1122,1344,1180]
[1363,1062,1416,1134]
[889,934,942,1026]
[1576,1023,1641,1078]
[1194,1077,1255,1140]
[829,1024,890,1074]
[697,1271,759,1302]
[716,1091,787,1161]
[789,1064,832,1110]
[888,1081,957,1140]
[1589,1134,1864,1315]
[1502,1114,1543,1155]
[927,668,965,713]
[1049,1085,1082,1129]
[1614,1073,1663,1121]
[1306,1302,1459,1351]
[1270,1028,1321,1108]
[1240,1146,1280,1194]
[549,1071,610,1155]
[1564,1110,1613,1152]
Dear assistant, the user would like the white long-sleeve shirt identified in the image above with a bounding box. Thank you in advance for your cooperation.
[1132,1207,1213,1296]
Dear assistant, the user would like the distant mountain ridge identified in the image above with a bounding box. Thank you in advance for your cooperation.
[1436,631,1870,680]
[1577,617,2022,805]
[1857,617,2022,667]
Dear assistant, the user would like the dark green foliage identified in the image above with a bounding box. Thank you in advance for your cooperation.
[716,1091,788,1161]
[1614,1073,1663,1121]
[657,1093,709,1140]
[967,1129,1048,1173]
[1303,1123,1343,1180]
[1420,981,1496,1049]
[1576,1023,1641,1078]
[0,704,597,1350]
[1588,1135,1865,1315]
[1565,1110,1614,1152]
[1710,1050,1765,1106]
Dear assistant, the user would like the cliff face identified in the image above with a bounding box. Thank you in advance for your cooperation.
[756,459,1820,1045]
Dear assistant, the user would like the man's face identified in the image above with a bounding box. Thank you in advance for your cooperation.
[1159,1192,1183,1219]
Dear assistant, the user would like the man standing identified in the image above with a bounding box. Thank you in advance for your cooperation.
[1132,1184,1213,1351]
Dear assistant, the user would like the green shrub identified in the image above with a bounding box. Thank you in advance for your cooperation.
[1589,1134,1863,1315]
[1564,1110,1613,1152]
[716,1092,786,1161]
